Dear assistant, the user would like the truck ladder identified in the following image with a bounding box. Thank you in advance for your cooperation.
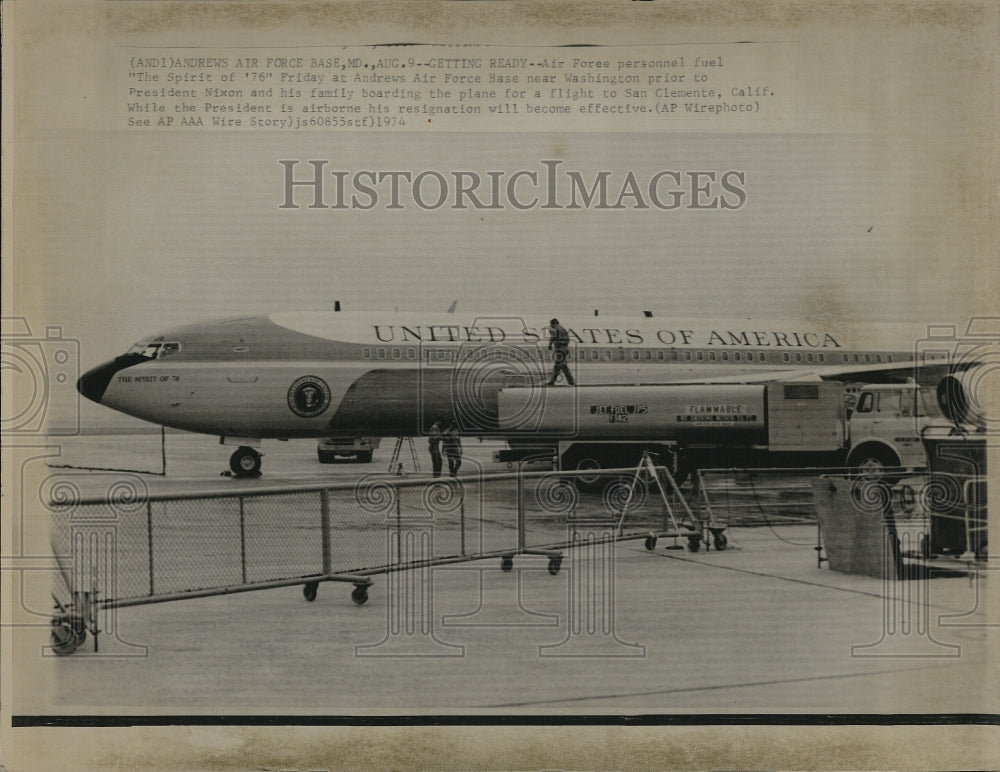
[616,451,705,545]
[388,436,421,475]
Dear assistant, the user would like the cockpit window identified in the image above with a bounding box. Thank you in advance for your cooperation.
[127,341,181,359]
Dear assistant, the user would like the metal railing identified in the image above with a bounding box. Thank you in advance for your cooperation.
[48,466,694,655]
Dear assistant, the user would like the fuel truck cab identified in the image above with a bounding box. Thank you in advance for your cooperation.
[845,383,936,471]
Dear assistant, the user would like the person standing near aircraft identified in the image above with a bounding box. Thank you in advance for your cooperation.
[427,418,445,478]
[546,318,575,386]
[442,421,463,477]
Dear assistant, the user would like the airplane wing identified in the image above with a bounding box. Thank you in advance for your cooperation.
[654,359,962,386]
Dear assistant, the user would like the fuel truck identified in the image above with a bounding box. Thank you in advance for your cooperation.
[495,379,936,479]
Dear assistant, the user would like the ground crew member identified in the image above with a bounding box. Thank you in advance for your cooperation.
[442,421,463,477]
[427,418,445,478]
[547,318,575,386]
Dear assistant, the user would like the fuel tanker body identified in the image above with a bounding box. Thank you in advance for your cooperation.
[497,380,856,476]
[499,384,769,444]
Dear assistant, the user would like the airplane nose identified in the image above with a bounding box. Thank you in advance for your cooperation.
[77,359,127,404]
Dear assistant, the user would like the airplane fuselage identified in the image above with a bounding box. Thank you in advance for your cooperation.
[78,312,932,443]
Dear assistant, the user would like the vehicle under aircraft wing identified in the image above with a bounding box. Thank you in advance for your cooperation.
[76,311,983,476]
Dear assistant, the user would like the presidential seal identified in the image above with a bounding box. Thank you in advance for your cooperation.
[287,376,332,418]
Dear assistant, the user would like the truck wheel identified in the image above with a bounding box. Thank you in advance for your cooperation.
[230,447,262,477]
[355,451,373,464]
[563,452,605,492]
[848,445,900,478]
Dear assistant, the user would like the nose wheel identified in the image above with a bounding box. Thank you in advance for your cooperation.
[229,446,262,477]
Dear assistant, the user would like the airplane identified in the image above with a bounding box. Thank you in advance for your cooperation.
[76,311,976,477]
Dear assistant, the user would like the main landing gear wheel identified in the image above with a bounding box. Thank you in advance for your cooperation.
[303,582,319,602]
[547,558,562,575]
[230,446,262,477]
[500,556,514,572]
[713,532,728,551]
[351,585,369,605]
[687,535,702,552]
[644,536,658,551]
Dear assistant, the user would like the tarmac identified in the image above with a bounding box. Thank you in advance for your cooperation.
[10,433,996,716]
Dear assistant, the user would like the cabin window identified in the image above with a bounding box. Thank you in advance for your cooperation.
[134,341,181,359]
[696,351,704,361]
[407,348,416,360]
[782,353,790,362]
[887,354,893,363]
[864,353,871,363]
[721,352,728,361]
[842,354,849,363]
[657,351,664,361]
[708,352,717,361]
[853,354,860,363]
[644,350,652,361]
[391,348,401,359]
[590,350,599,360]
[376,347,386,359]
[758,353,766,362]
[631,351,640,361]
[875,354,882,363]
[818,353,825,362]
[362,347,372,359]
[734,353,741,362]
[683,351,691,361]
[603,349,612,361]
[806,353,813,362]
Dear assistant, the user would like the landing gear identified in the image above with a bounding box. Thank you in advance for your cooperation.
[229,446,262,478]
